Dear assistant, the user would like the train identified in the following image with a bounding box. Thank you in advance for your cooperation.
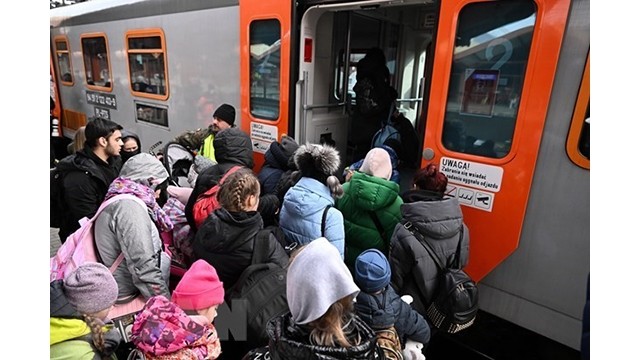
[50,0,590,351]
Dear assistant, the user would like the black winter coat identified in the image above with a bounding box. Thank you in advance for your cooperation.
[355,285,431,345]
[55,147,121,241]
[243,313,381,360]
[389,190,470,316]
[185,127,255,229]
[192,208,288,289]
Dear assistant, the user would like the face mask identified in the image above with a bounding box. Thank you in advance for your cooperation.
[121,149,141,165]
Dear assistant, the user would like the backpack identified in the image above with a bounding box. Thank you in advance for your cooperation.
[372,108,420,167]
[192,165,242,229]
[50,167,65,228]
[402,221,478,334]
[375,327,404,360]
[226,228,289,347]
[50,194,146,282]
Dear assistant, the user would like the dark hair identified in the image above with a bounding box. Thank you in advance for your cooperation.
[84,117,123,148]
[413,163,448,194]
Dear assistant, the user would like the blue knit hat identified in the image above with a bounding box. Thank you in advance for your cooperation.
[355,249,391,293]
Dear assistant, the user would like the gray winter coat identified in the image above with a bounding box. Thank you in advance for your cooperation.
[94,154,171,301]
[389,190,470,316]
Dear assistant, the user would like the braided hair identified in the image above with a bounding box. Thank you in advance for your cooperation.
[217,168,260,212]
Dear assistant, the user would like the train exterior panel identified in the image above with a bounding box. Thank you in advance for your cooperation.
[50,0,589,350]
[51,0,241,149]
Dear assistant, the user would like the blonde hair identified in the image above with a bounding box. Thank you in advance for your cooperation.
[73,126,86,153]
[217,168,260,212]
[82,313,109,359]
[308,295,358,348]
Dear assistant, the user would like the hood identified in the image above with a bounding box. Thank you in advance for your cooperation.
[401,196,464,239]
[282,177,334,217]
[267,313,379,359]
[347,171,399,211]
[120,153,169,189]
[214,127,254,169]
[50,280,81,319]
[50,318,91,346]
[132,296,219,357]
[121,130,141,147]
[198,208,262,252]
[354,287,396,329]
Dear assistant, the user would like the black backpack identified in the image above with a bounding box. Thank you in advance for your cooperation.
[403,221,479,334]
[226,228,289,347]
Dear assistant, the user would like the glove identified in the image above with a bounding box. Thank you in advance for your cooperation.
[402,339,425,360]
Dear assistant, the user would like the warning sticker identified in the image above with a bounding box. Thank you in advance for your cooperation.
[445,184,495,212]
[250,122,278,154]
[440,157,503,192]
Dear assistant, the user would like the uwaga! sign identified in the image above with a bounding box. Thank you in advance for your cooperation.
[439,157,503,192]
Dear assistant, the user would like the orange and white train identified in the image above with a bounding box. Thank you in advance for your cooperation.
[50,0,590,350]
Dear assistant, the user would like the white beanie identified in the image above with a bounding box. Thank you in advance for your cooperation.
[286,237,360,324]
[360,148,393,181]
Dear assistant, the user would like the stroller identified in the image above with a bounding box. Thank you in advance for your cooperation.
[162,142,195,187]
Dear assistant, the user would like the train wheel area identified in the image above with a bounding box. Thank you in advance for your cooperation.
[425,310,581,359]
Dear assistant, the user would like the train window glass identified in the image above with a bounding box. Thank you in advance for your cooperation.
[578,104,590,159]
[250,19,281,120]
[135,102,168,127]
[54,37,73,85]
[567,54,589,169]
[333,13,383,101]
[334,50,366,102]
[126,30,168,100]
[81,35,112,91]
[442,0,536,158]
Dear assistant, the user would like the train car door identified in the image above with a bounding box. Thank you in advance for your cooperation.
[423,0,571,280]
[239,0,293,170]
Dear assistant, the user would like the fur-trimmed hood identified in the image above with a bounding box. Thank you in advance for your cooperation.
[294,143,341,183]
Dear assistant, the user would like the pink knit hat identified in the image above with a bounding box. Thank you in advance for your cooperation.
[360,148,393,181]
[171,260,225,310]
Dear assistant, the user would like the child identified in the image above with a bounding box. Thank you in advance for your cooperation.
[131,260,224,359]
[50,263,122,359]
[354,249,431,349]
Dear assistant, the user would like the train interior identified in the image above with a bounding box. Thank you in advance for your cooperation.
[297,0,538,188]
[296,0,436,188]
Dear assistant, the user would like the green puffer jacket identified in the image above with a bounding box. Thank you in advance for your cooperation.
[336,171,403,268]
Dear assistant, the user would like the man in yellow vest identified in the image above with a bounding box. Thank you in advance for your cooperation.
[199,103,236,162]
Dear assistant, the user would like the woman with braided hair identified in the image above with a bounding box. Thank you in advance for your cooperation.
[192,167,288,289]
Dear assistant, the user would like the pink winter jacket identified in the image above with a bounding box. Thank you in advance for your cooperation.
[131,296,222,359]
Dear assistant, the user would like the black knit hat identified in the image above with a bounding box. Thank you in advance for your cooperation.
[269,136,300,169]
[213,103,236,126]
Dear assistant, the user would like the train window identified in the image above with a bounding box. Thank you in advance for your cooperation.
[442,0,536,158]
[332,13,383,101]
[54,36,73,85]
[250,19,281,120]
[126,30,169,100]
[81,34,113,91]
[135,101,168,127]
[579,106,590,159]
[567,54,589,169]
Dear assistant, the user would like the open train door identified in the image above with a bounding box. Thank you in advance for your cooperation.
[423,0,571,281]
[239,0,293,170]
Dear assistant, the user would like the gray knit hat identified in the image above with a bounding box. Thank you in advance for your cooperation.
[64,263,119,314]
[287,237,359,324]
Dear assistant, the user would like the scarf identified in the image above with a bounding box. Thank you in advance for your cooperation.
[105,177,173,232]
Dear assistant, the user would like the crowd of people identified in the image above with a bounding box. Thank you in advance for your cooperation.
[50,66,469,359]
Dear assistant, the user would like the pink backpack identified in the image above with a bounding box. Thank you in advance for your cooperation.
[50,194,147,282]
